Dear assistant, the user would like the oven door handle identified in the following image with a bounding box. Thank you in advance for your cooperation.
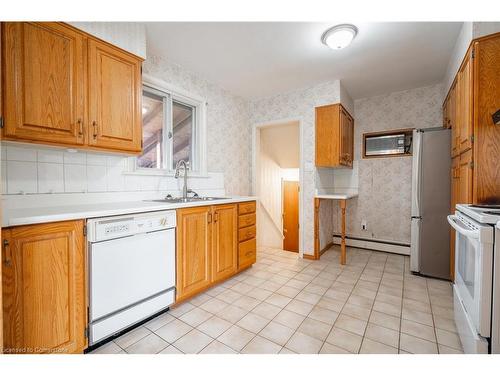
[447,215,480,239]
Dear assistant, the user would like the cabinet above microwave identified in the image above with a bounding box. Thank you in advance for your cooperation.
[363,128,413,158]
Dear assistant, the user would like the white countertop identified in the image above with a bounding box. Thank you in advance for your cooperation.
[2,196,257,227]
[315,192,358,200]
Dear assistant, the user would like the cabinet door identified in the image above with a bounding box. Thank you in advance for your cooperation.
[339,108,354,168]
[2,221,86,354]
[315,104,340,167]
[176,207,212,301]
[212,204,238,282]
[458,149,473,204]
[450,82,459,157]
[2,22,85,145]
[459,50,473,153]
[88,39,142,153]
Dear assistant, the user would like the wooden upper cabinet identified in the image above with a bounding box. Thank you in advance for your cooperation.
[2,22,85,145]
[315,103,354,168]
[88,39,142,153]
[1,22,143,154]
[2,220,86,354]
[176,206,212,301]
[458,49,473,154]
[450,82,460,157]
[212,204,238,282]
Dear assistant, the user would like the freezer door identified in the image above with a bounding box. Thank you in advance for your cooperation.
[410,217,421,272]
[418,128,451,279]
[411,130,422,218]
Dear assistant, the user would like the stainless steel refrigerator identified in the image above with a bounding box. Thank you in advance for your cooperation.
[410,127,451,279]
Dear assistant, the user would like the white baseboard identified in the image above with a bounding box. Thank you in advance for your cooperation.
[332,235,410,256]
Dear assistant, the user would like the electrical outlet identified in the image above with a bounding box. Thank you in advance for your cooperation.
[361,219,367,231]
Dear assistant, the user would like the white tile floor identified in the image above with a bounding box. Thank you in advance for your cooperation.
[90,246,463,354]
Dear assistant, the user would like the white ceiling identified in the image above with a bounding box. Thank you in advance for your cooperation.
[145,22,462,100]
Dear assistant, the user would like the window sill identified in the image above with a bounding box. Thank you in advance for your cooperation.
[123,169,211,178]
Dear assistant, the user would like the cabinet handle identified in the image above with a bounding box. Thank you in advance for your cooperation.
[77,119,83,136]
[214,212,219,223]
[92,121,98,139]
[3,240,12,267]
[208,213,212,224]
[245,251,254,257]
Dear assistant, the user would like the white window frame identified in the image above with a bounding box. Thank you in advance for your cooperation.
[127,74,208,177]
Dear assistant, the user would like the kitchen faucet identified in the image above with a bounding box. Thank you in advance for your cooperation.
[174,160,190,199]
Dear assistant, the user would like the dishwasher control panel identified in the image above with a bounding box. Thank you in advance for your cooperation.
[87,210,176,242]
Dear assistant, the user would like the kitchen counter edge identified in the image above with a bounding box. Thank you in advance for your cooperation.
[2,196,258,228]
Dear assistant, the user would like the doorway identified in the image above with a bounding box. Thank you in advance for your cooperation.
[253,120,302,254]
[283,180,299,252]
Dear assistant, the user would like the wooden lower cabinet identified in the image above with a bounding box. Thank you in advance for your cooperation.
[176,201,257,302]
[212,204,238,282]
[176,206,213,302]
[237,201,257,270]
[1,220,86,354]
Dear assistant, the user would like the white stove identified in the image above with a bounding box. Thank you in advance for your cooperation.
[456,204,500,224]
[449,204,500,354]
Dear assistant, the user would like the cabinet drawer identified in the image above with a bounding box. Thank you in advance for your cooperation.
[238,213,256,228]
[238,201,256,215]
[239,238,256,268]
[239,225,256,242]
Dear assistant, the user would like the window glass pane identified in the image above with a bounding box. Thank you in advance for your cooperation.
[138,90,164,169]
[172,100,193,170]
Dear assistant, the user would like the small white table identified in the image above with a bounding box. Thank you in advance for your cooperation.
[314,192,358,264]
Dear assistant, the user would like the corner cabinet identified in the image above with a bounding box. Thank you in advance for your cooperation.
[2,220,86,354]
[1,22,143,154]
[176,202,256,303]
[315,103,354,168]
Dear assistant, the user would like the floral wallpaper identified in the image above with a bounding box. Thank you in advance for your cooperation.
[248,80,344,255]
[332,83,444,244]
[144,55,252,196]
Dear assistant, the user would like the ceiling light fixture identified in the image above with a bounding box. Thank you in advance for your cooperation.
[321,24,358,50]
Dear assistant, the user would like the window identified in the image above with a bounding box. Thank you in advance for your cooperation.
[135,81,206,174]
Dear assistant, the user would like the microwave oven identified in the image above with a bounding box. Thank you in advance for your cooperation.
[364,133,407,156]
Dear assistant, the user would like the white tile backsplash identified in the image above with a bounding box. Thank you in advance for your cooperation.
[86,153,107,166]
[63,151,86,165]
[64,164,87,193]
[38,163,64,193]
[106,165,125,192]
[1,160,7,194]
[7,161,37,194]
[6,145,37,162]
[37,149,64,164]
[87,165,107,192]
[1,143,226,197]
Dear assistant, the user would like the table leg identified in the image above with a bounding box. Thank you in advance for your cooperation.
[340,199,346,265]
[314,198,320,259]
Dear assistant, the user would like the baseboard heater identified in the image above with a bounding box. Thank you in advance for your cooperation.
[332,233,410,256]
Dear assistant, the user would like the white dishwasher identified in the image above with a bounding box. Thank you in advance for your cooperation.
[87,210,176,345]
